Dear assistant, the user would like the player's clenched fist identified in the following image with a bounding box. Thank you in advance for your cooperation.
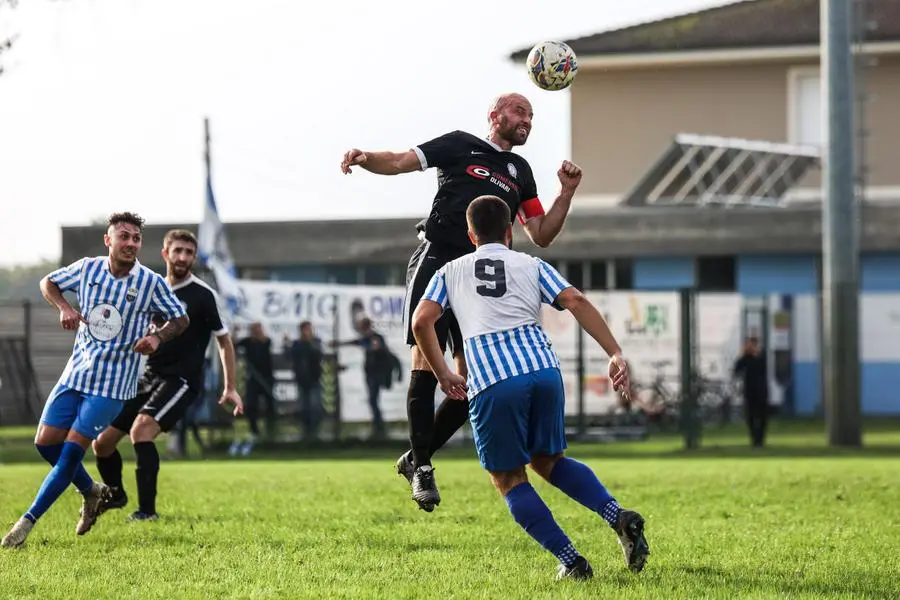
[557,160,582,192]
[341,149,368,174]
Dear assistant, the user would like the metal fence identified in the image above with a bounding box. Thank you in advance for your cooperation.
[1,290,752,449]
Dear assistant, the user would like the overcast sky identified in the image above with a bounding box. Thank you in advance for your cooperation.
[0,0,731,266]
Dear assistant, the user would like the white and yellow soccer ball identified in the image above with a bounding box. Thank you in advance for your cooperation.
[526,41,578,91]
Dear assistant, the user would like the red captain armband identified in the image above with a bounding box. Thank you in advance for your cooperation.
[517,198,545,224]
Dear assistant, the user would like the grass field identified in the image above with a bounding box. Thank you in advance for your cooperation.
[1,421,899,599]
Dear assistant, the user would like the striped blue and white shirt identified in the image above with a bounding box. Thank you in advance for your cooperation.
[48,256,187,401]
[421,243,572,398]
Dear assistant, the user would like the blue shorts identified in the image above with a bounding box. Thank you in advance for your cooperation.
[469,368,568,472]
[39,383,124,440]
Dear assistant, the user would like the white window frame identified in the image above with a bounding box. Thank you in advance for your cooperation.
[786,66,822,147]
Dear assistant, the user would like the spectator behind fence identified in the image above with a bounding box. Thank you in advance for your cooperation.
[234,322,276,454]
[283,321,325,441]
[332,317,401,440]
[733,336,769,448]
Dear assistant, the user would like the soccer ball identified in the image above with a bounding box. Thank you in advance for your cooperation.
[526,41,578,91]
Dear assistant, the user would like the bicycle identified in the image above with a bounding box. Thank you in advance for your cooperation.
[628,359,682,431]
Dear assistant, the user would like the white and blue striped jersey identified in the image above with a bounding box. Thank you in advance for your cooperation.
[420,243,572,397]
[47,256,187,401]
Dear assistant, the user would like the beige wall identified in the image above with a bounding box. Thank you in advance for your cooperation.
[864,56,900,189]
[571,56,900,198]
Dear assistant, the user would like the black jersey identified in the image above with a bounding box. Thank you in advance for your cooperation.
[147,274,227,392]
[414,130,544,251]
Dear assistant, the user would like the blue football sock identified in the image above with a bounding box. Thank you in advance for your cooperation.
[35,443,94,495]
[25,442,88,523]
[549,456,621,527]
[505,482,580,567]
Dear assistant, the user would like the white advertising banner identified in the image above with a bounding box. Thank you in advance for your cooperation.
[696,293,743,381]
[583,292,681,414]
[543,291,742,416]
[860,294,900,361]
[233,280,448,423]
[795,293,900,362]
[230,280,743,422]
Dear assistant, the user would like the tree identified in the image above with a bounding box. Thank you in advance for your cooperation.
[0,0,19,77]
[0,260,56,302]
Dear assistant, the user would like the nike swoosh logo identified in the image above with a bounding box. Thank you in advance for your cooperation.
[470,151,483,155]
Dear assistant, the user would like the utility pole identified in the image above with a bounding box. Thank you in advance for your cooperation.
[821,0,862,446]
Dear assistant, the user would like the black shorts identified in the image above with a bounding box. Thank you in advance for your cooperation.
[403,240,466,356]
[110,373,198,434]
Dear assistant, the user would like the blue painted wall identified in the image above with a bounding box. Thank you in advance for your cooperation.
[861,253,900,292]
[737,254,818,295]
[793,361,821,416]
[738,252,900,295]
[633,257,694,290]
[795,362,900,416]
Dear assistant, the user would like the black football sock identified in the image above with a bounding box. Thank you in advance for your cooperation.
[134,441,160,515]
[96,449,124,491]
[430,396,470,457]
[407,370,438,468]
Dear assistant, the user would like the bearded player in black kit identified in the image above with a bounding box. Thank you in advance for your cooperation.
[92,229,244,521]
[341,93,583,512]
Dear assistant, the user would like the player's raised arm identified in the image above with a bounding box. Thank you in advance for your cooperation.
[341,131,466,176]
[523,160,583,248]
[340,148,422,175]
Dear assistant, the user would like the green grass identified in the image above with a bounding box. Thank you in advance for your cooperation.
[1,422,899,599]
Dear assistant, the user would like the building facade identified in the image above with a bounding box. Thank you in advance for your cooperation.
[58,0,900,417]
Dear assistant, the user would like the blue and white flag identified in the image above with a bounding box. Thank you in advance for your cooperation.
[198,174,244,320]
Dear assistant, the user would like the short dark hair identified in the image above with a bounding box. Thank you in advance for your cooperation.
[107,212,145,231]
[163,228,198,249]
[466,195,510,243]
[300,320,312,330]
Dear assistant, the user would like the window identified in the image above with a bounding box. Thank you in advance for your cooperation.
[589,261,608,290]
[328,267,358,284]
[390,265,406,286]
[363,265,390,286]
[614,259,634,290]
[788,67,821,146]
[696,256,736,291]
[566,262,584,290]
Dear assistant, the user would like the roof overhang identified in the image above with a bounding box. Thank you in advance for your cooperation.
[620,134,821,208]
[572,40,900,71]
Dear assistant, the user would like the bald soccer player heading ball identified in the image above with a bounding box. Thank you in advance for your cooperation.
[341,93,584,512]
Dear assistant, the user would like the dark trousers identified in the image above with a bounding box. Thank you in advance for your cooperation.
[176,394,205,454]
[297,383,323,439]
[366,376,385,436]
[745,394,769,447]
[245,380,276,438]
